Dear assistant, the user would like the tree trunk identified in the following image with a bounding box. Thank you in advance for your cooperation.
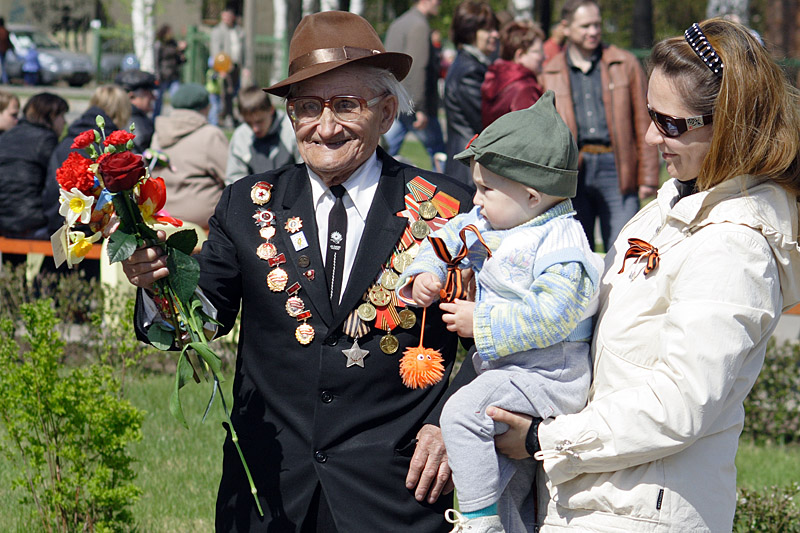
[706,0,749,23]
[272,0,288,86]
[131,0,155,73]
[632,0,653,48]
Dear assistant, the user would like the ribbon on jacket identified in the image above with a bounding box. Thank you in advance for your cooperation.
[618,237,660,275]
[427,224,492,303]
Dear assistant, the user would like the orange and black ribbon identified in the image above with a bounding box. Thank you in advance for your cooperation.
[618,237,660,275]
[428,224,492,303]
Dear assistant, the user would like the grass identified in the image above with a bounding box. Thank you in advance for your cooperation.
[736,438,800,490]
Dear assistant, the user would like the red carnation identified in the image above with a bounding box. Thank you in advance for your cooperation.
[56,152,95,194]
[103,130,136,147]
[98,151,146,193]
[71,129,96,149]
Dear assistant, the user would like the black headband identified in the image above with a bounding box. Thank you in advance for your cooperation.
[685,23,724,78]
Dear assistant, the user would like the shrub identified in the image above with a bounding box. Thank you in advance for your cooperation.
[734,482,800,532]
[743,339,800,443]
[0,300,143,532]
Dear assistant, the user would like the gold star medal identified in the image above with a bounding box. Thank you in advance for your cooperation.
[368,285,392,307]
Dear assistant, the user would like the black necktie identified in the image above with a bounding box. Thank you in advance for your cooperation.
[325,185,347,312]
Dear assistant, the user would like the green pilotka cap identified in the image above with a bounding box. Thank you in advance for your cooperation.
[454,91,579,198]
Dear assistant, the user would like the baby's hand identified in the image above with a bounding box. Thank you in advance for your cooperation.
[438,299,475,338]
[411,273,442,307]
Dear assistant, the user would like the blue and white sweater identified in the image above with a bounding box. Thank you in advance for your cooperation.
[399,200,604,363]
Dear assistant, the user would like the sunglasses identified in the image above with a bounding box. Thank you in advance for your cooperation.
[286,94,385,124]
[647,104,713,138]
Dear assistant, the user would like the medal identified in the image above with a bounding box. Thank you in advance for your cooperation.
[392,251,414,274]
[285,216,302,233]
[286,296,305,317]
[267,267,289,292]
[379,332,399,354]
[252,208,275,227]
[380,270,400,291]
[342,338,369,368]
[368,285,392,307]
[295,323,315,345]
[259,226,276,241]
[411,219,430,240]
[256,242,278,260]
[357,302,377,322]
[251,181,273,205]
[398,309,417,329]
[419,201,438,220]
[303,269,315,281]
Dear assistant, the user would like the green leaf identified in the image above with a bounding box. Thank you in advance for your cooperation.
[167,229,199,256]
[189,342,223,379]
[167,249,200,302]
[169,352,194,428]
[106,230,138,264]
[146,323,175,350]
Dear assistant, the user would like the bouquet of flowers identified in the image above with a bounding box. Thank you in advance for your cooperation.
[53,116,263,515]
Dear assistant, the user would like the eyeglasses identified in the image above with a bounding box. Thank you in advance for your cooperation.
[647,104,713,138]
[286,94,386,124]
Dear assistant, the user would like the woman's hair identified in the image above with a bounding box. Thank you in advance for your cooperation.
[285,64,413,117]
[451,1,498,47]
[90,85,131,130]
[156,24,172,42]
[649,18,800,194]
[0,89,19,114]
[22,92,69,129]
[499,20,545,61]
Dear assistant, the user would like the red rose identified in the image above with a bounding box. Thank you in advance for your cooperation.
[56,152,95,194]
[98,151,146,192]
[103,130,136,147]
[71,129,96,149]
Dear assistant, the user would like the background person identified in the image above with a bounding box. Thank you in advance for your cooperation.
[0,89,20,132]
[383,0,447,170]
[0,18,12,84]
[150,83,228,230]
[121,11,475,531]
[481,19,546,128]
[116,69,158,153]
[225,85,298,184]
[209,4,245,128]
[153,23,186,118]
[541,0,658,251]
[491,18,800,532]
[443,0,499,187]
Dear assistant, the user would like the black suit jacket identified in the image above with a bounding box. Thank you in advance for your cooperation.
[175,149,474,531]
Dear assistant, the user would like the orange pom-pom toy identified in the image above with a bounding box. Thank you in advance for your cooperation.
[399,307,445,389]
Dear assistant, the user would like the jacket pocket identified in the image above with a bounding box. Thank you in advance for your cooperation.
[551,458,666,523]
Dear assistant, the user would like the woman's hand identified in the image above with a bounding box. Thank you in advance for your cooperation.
[121,230,170,290]
[488,406,534,460]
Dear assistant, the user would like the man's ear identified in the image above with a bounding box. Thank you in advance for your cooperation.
[378,95,399,134]
[528,187,541,208]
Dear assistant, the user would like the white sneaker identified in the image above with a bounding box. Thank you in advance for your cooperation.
[444,509,506,533]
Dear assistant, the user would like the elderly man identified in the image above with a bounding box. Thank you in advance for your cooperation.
[123,11,474,532]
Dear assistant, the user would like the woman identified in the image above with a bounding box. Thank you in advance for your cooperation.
[490,19,800,532]
[153,24,186,117]
[0,90,20,132]
[481,19,545,128]
[443,0,498,187]
[0,92,68,240]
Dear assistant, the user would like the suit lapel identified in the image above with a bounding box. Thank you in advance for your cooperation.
[274,167,334,326]
[336,152,408,326]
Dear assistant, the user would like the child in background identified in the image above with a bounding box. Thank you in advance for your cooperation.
[397,92,603,533]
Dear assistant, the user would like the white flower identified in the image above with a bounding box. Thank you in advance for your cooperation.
[58,187,95,227]
[66,230,102,268]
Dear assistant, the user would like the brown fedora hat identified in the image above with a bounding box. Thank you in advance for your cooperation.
[265,11,412,97]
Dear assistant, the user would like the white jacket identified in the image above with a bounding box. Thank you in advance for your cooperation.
[536,175,800,532]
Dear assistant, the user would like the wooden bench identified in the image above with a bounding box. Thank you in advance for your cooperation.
[0,236,102,260]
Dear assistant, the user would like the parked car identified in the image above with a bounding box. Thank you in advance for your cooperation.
[99,36,139,83]
[5,24,94,86]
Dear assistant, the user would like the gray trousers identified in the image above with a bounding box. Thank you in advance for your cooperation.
[441,343,591,533]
